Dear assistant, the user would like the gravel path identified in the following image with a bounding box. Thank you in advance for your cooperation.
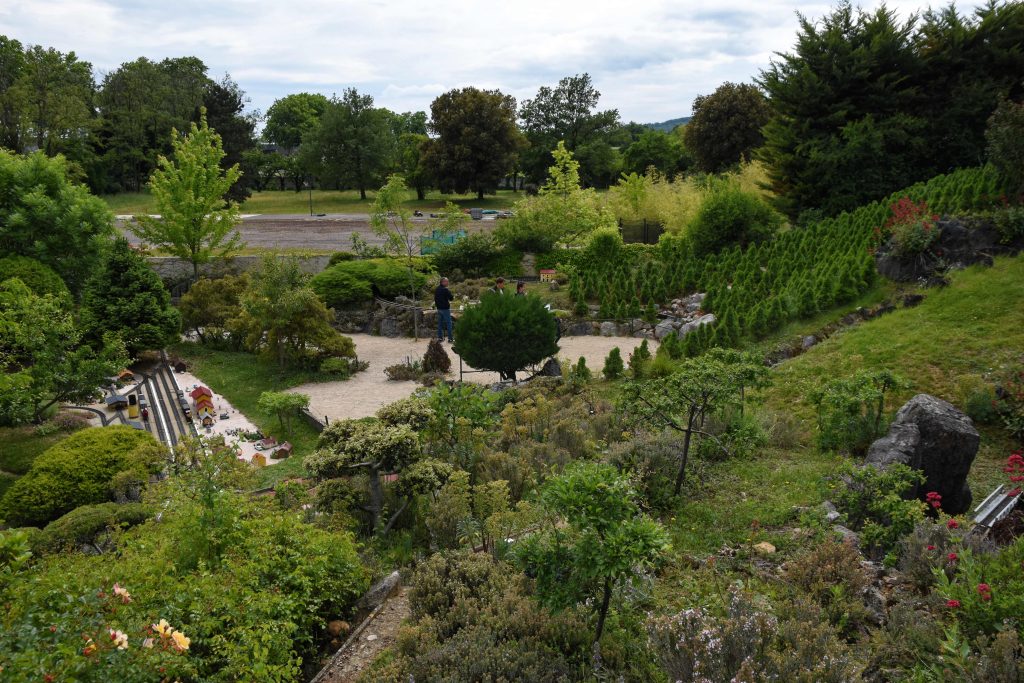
[290,333,656,423]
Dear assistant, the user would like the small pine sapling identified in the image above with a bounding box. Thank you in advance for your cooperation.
[603,347,624,379]
[422,338,452,374]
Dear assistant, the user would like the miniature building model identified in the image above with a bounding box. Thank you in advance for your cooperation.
[539,269,557,282]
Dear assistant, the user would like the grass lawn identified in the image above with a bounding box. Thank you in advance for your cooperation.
[170,342,344,489]
[103,188,527,216]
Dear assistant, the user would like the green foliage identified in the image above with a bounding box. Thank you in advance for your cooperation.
[0,279,129,425]
[371,174,430,299]
[0,150,115,293]
[985,97,1024,196]
[431,232,515,279]
[0,426,163,528]
[263,92,329,149]
[0,256,68,299]
[688,183,782,257]
[513,462,669,642]
[236,255,356,368]
[367,553,589,682]
[569,356,592,384]
[376,395,433,431]
[256,390,310,437]
[602,346,625,379]
[833,461,926,560]
[177,272,249,348]
[425,86,524,198]
[81,238,181,357]
[809,369,905,455]
[607,430,687,511]
[311,257,431,307]
[622,129,689,176]
[936,536,1024,639]
[34,502,153,554]
[454,294,559,377]
[684,82,772,173]
[422,338,451,374]
[131,111,243,279]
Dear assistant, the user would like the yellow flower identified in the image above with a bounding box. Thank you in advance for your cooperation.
[153,619,173,637]
[108,628,129,650]
[171,630,191,652]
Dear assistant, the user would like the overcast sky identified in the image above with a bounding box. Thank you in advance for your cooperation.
[0,0,988,125]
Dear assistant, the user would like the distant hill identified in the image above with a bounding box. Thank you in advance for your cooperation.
[645,116,691,132]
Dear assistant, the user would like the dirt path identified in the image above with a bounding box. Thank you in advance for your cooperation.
[315,589,411,683]
[291,333,656,423]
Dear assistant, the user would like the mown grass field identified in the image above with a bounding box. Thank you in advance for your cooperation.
[103,188,528,215]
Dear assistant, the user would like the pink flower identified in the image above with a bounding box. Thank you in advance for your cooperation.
[947,519,959,529]
[977,583,992,601]
[947,552,958,563]
[926,545,936,551]
[946,599,961,608]
[112,583,132,604]
[925,491,942,509]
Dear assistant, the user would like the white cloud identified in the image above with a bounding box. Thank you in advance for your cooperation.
[0,0,990,124]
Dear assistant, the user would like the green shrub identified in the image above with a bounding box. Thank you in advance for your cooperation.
[454,294,559,378]
[328,250,357,265]
[833,461,926,560]
[0,255,69,299]
[0,426,164,528]
[607,430,686,510]
[569,356,591,383]
[432,233,516,279]
[603,347,625,379]
[376,395,432,431]
[688,185,782,257]
[384,360,423,381]
[309,266,373,308]
[936,535,1024,639]
[319,356,352,377]
[34,502,153,554]
[782,537,872,637]
[422,338,451,374]
[809,369,905,456]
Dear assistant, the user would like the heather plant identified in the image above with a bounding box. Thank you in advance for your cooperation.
[782,537,872,637]
[877,196,941,257]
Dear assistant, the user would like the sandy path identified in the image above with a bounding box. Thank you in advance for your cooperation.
[291,333,656,424]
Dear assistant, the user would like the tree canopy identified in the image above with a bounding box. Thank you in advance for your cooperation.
[131,111,243,280]
[263,92,329,151]
[684,82,771,173]
[426,87,524,199]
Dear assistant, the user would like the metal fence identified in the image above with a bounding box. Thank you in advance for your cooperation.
[618,218,664,245]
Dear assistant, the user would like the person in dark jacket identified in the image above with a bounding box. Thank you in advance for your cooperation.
[515,281,526,296]
[435,277,454,342]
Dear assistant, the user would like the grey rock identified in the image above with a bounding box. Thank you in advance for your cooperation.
[566,322,592,336]
[801,335,817,350]
[678,313,716,337]
[356,571,402,613]
[537,358,562,377]
[378,317,402,338]
[862,586,887,626]
[654,319,677,340]
[822,500,841,524]
[866,394,980,514]
[833,524,860,547]
[600,321,618,337]
[634,329,655,339]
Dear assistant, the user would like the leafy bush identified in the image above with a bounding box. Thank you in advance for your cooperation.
[384,360,422,381]
[422,338,451,374]
[328,250,357,265]
[607,430,686,511]
[0,426,164,528]
[33,502,153,554]
[309,266,373,308]
[687,184,782,257]
[936,535,1024,639]
[809,369,905,455]
[986,97,1024,196]
[431,232,517,279]
[319,356,352,377]
[879,196,940,256]
[376,395,432,431]
[0,255,69,299]
[833,461,926,560]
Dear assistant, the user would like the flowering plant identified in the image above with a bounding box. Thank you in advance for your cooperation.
[876,196,941,256]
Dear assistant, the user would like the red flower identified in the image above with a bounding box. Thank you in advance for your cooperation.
[947,552,958,563]
[926,491,943,509]
[947,519,959,529]
[977,583,992,601]
[946,599,961,608]
[927,545,936,551]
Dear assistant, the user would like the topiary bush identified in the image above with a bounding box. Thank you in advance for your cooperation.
[0,255,70,300]
[309,267,373,308]
[311,257,432,308]
[422,338,451,374]
[688,184,782,257]
[0,426,164,528]
[454,294,559,378]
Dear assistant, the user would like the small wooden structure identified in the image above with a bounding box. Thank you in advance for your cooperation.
[190,386,213,401]
[105,394,129,410]
[250,453,267,467]
[117,370,135,383]
[539,269,557,283]
[272,442,293,459]
[201,415,215,427]
[256,436,278,451]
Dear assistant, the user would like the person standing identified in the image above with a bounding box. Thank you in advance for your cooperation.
[515,281,526,296]
[489,277,506,295]
[435,277,454,342]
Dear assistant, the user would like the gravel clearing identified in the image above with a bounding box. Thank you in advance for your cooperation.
[289,333,657,423]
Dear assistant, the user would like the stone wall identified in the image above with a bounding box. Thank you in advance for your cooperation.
[147,254,332,282]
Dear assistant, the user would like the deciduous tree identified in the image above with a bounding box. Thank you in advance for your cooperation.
[257,391,310,437]
[426,87,524,199]
[263,92,329,151]
[132,111,243,280]
[684,82,771,173]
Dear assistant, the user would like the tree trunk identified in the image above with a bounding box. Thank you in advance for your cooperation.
[367,465,383,532]
[416,185,425,201]
[477,187,485,200]
[360,186,367,201]
[595,577,613,642]
[191,259,200,283]
[673,407,697,496]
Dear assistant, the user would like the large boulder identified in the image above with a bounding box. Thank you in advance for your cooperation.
[654,318,677,340]
[865,394,980,514]
[678,313,716,337]
[875,217,1019,282]
[600,321,618,337]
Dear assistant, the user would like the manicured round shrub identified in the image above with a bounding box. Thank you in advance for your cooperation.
[0,255,70,299]
[688,185,782,257]
[0,426,164,528]
[319,356,353,377]
[310,267,373,308]
[453,294,559,377]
